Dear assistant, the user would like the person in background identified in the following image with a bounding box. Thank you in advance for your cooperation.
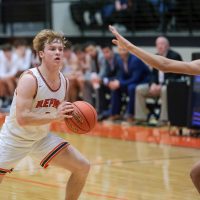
[99,43,122,120]
[73,44,92,102]
[13,39,32,76]
[84,42,107,116]
[108,47,151,121]
[0,43,18,109]
[109,25,200,194]
[61,46,80,102]
[135,36,183,126]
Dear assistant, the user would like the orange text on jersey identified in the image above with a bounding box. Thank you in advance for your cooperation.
[36,99,60,108]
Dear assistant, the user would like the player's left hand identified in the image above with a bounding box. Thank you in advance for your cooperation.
[57,101,74,119]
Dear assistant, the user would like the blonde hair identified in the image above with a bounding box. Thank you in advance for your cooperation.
[33,29,70,53]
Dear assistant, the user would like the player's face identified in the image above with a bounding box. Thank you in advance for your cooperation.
[40,39,64,68]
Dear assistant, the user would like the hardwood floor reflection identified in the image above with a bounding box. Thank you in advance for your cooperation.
[0,126,200,200]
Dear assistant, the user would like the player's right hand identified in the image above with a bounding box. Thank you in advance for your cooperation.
[56,101,74,120]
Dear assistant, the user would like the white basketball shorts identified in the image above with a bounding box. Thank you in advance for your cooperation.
[0,133,69,175]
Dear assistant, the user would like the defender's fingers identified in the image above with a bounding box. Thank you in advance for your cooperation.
[109,25,120,37]
[112,39,119,46]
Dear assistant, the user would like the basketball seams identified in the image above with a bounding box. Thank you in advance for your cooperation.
[73,103,91,130]
[82,102,97,128]
[65,101,97,134]
[66,117,89,133]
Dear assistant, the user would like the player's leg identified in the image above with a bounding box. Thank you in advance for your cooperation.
[50,145,90,200]
[0,174,5,183]
[190,161,200,193]
[32,134,90,200]
[0,133,30,185]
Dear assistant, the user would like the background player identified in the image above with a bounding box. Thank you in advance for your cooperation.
[0,29,90,200]
[109,24,200,194]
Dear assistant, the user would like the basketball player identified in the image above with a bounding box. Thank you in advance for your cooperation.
[109,25,200,194]
[0,29,90,200]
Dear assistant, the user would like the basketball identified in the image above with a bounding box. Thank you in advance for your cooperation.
[65,101,97,134]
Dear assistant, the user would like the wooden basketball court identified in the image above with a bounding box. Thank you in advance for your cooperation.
[0,115,199,200]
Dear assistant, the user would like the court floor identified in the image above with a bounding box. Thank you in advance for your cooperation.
[0,117,200,200]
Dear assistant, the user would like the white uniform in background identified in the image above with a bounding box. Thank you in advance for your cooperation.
[0,67,70,175]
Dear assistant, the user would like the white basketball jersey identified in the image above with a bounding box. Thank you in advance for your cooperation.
[1,67,67,142]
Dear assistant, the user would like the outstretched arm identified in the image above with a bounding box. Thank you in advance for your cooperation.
[109,25,200,75]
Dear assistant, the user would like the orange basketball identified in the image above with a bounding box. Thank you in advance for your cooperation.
[65,101,97,134]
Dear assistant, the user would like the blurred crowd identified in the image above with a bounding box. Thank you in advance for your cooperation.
[0,39,40,112]
[0,35,185,126]
[70,0,177,33]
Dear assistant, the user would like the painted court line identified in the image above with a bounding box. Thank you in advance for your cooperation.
[5,176,128,200]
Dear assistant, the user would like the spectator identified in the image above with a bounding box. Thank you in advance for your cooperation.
[102,0,134,31]
[70,0,107,28]
[0,43,18,109]
[84,42,107,116]
[108,47,151,121]
[61,46,80,102]
[99,44,122,120]
[13,39,32,75]
[135,36,183,126]
[73,44,92,102]
[148,0,176,32]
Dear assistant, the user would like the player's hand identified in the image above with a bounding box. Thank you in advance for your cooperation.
[109,25,132,50]
[57,101,74,120]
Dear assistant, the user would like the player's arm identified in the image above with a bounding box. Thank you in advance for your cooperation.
[16,74,73,126]
[109,25,200,75]
[64,77,70,101]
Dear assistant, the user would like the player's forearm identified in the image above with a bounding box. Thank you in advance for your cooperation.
[16,111,59,126]
[126,44,169,71]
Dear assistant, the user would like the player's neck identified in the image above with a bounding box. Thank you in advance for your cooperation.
[38,65,59,82]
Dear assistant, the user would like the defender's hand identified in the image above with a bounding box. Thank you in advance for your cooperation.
[109,25,132,50]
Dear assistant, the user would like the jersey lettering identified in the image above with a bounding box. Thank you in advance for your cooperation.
[36,98,60,108]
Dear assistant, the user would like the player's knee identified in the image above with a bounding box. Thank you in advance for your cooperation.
[80,159,90,174]
[190,165,200,183]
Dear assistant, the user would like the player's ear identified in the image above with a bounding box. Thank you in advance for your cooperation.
[38,51,44,59]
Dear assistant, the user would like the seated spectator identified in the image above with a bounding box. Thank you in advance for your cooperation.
[108,47,151,121]
[70,0,107,28]
[0,43,19,109]
[61,46,79,102]
[147,0,176,32]
[99,43,122,120]
[31,47,40,68]
[84,42,108,116]
[102,0,134,31]
[73,44,92,102]
[13,39,32,77]
[135,36,183,126]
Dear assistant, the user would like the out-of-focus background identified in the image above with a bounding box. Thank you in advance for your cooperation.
[1,1,200,199]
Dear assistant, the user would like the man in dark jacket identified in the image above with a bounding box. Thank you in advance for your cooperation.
[135,36,184,125]
[108,47,151,121]
[98,44,122,120]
